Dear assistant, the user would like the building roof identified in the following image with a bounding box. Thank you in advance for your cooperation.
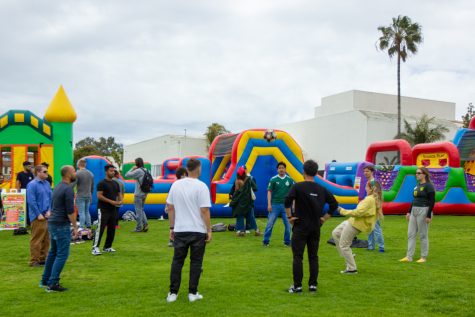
[359,110,461,128]
[125,134,205,147]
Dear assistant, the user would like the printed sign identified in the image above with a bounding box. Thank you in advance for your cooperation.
[0,189,27,230]
[416,152,449,168]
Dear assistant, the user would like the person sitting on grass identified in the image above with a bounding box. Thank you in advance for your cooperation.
[332,181,382,274]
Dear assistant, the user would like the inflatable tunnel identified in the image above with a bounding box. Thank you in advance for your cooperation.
[83,129,360,219]
[84,155,210,219]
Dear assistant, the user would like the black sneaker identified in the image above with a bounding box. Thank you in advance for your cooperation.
[288,285,302,293]
[46,284,68,292]
[309,285,317,292]
[340,269,358,274]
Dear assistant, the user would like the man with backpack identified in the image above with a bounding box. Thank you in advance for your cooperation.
[125,157,154,232]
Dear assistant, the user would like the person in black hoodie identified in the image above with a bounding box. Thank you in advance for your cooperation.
[284,160,339,293]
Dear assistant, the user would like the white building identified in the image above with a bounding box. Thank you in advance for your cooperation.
[123,135,208,176]
[278,90,461,166]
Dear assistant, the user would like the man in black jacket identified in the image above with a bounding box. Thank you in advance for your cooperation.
[284,160,339,294]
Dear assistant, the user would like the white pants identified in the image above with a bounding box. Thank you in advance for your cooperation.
[332,221,360,271]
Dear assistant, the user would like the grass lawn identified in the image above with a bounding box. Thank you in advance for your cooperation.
[1,215,474,317]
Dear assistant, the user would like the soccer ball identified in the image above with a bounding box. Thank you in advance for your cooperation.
[263,129,277,142]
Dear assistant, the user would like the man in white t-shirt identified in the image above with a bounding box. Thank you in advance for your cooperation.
[166,158,212,303]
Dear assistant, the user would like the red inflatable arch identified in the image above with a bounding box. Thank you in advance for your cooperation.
[469,117,475,129]
[365,140,413,165]
[412,142,460,168]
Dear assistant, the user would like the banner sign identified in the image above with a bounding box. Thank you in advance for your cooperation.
[0,189,27,230]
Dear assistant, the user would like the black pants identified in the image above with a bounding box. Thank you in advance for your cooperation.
[170,232,206,294]
[93,209,116,249]
[291,224,321,288]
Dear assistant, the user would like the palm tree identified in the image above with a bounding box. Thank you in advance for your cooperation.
[204,123,230,147]
[377,15,423,136]
[398,114,449,146]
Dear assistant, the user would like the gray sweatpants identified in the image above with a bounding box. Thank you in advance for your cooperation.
[407,206,430,260]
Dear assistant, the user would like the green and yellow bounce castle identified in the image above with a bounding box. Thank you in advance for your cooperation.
[0,86,76,189]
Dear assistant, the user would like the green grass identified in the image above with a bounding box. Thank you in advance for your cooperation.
[1,216,474,317]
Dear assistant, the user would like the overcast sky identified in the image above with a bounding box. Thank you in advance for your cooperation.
[0,0,474,146]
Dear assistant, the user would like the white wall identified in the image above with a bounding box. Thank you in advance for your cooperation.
[315,90,455,120]
[124,135,208,166]
[280,90,460,167]
[280,110,368,165]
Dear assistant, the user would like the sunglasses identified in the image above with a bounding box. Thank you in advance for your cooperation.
[415,172,424,175]
[41,170,48,174]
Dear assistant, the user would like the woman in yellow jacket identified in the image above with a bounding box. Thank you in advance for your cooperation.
[332,181,383,274]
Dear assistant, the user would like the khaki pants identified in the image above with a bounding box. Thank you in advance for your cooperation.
[407,206,430,260]
[30,219,50,265]
[332,221,360,271]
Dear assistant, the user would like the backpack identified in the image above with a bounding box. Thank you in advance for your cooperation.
[140,168,154,193]
[122,210,137,221]
[211,223,227,232]
[13,227,28,235]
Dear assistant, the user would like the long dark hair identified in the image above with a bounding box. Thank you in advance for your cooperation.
[135,157,144,168]
[417,167,431,183]
[368,181,383,219]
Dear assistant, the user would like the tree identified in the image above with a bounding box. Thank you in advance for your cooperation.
[204,123,230,147]
[461,102,474,128]
[397,114,449,146]
[74,136,124,166]
[377,15,423,136]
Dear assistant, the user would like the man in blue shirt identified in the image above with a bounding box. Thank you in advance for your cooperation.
[26,165,52,267]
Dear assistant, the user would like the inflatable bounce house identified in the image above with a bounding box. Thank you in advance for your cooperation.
[85,129,362,219]
[3,86,474,218]
[0,86,75,189]
[87,122,475,218]
[325,118,475,215]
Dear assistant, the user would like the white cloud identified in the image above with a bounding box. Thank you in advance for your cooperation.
[0,0,473,146]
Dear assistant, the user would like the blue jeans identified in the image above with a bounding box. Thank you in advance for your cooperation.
[134,195,148,231]
[246,208,258,231]
[263,204,291,245]
[41,223,71,286]
[236,208,258,231]
[76,197,91,228]
[368,220,385,250]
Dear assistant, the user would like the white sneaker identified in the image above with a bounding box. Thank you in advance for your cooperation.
[166,293,177,303]
[91,247,102,256]
[188,292,203,302]
[103,248,116,252]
